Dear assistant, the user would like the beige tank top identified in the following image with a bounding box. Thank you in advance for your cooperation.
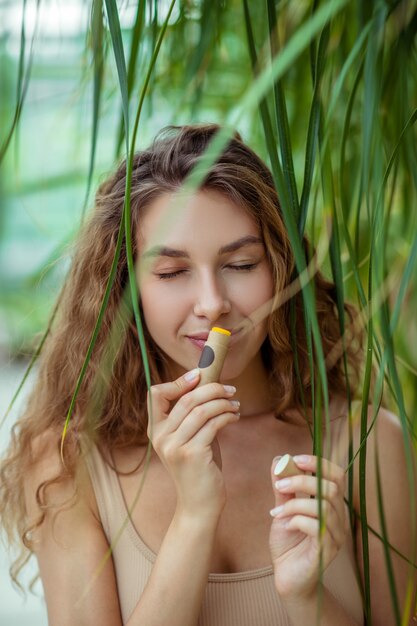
[83,418,364,626]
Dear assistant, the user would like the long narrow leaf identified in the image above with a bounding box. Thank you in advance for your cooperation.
[105,0,129,151]
[266,0,299,219]
[81,0,105,220]
[115,0,146,157]
[60,211,126,457]
[0,0,41,164]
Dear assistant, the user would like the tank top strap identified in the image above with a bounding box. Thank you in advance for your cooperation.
[80,435,126,542]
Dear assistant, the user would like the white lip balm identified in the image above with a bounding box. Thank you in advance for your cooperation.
[196,327,231,386]
[273,454,306,501]
[273,454,300,478]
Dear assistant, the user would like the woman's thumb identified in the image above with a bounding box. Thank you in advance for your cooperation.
[148,368,201,416]
[169,368,201,399]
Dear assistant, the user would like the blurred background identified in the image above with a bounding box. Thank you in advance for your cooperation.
[0,1,270,621]
[1,0,417,624]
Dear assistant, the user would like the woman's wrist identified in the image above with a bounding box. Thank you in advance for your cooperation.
[278,584,317,612]
[280,587,316,607]
[173,504,223,531]
[278,586,359,626]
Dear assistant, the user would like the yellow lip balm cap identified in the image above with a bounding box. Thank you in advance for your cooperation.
[211,327,231,336]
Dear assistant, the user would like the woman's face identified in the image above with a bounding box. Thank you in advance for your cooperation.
[137,188,275,381]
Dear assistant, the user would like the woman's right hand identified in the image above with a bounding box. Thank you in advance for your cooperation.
[147,368,240,521]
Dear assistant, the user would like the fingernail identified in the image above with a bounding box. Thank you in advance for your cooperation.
[223,385,236,394]
[275,478,291,489]
[269,505,283,517]
[293,454,309,464]
[185,368,200,381]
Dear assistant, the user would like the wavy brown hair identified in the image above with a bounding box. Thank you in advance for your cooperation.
[0,123,364,593]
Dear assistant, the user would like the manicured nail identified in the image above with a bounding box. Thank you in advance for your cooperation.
[223,385,236,394]
[185,368,200,381]
[293,454,309,464]
[269,505,283,517]
[231,400,240,407]
[275,478,291,489]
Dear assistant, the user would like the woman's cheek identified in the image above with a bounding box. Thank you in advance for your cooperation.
[141,282,189,331]
[228,274,274,313]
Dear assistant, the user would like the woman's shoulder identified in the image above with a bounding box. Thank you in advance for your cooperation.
[364,403,411,467]
[25,426,102,529]
[24,428,123,625]
[343,401,414,503]
[324,396,406,467]
[327,395,401,428]
[345,399,404,443]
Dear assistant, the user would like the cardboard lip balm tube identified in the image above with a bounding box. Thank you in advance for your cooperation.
[273,454,307,500]
[197,327,231,386]
[274,454,301,478]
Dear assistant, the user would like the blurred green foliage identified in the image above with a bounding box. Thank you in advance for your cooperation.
[0,0,416,413]
[1,2,417,621]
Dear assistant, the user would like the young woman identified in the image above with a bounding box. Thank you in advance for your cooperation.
[0,124,414,626]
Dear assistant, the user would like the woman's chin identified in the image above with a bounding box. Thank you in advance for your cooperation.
[217,365,245,384]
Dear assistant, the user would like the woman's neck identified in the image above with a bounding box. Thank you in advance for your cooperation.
[220,352,275,418]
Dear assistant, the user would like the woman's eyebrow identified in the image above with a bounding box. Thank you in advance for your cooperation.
[219,235,263,254]
[143,246,187,259]
[143,235,263,259]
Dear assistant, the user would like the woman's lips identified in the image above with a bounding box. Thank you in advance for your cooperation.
[186,330,241,351]
[187,337,206,350]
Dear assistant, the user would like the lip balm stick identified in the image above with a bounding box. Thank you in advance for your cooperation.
[196,327,232,470]
[274,454,306,499]
[274,454,300,478]
[197,327,231,386]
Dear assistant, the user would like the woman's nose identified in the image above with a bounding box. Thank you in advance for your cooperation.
[193,272,231,321]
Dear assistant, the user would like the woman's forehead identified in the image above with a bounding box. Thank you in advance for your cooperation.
[138,189,261,251]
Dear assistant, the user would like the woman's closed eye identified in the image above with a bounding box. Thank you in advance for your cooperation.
[229,262,259,271]
[155,269,188,279]
[156,262,259,280]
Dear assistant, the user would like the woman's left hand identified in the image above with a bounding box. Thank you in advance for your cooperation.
[268,454,348,600]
